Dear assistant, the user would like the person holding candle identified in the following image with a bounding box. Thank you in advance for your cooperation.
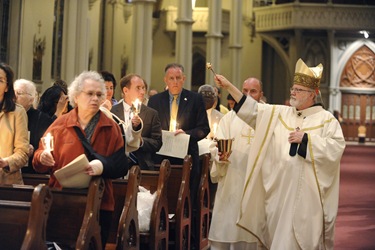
[208,77,264,250]
[33,70,128,248]
[0,62,29,184]
[111,73,162,170]
[214,59,345,250]
[197,84,224,211]
[14,78,54,173]
[148,63,210,250]
[198,84,224,139]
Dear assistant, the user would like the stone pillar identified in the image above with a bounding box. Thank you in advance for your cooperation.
[328,30,340,111]
[130,0,156,84]
[176,0,194,90]
[61,0,89,82]
[229,0,242,86]
[206,0,223,85]
[101,0,117,70]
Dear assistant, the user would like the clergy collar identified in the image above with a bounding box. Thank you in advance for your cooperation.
[293,104,323,118]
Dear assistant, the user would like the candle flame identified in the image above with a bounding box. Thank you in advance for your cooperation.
[133,98,141,114]
[170,120,177,132]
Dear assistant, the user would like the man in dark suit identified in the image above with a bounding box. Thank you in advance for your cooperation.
[111,74,162,170]
[148,63,210,249]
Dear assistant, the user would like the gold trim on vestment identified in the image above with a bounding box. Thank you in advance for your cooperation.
[238,105,276,250]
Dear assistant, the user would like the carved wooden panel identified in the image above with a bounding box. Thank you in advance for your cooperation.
[340,45,375,88]
[339,45,375,142]
[341,93,375,142]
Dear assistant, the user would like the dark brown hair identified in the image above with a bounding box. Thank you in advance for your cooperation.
[0,62,16,112]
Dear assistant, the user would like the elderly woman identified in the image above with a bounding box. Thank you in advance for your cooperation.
[33,71,128,247]
[0,62,29,184]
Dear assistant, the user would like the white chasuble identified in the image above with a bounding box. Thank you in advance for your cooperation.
[209,110,258,248]
[236,97,345,250]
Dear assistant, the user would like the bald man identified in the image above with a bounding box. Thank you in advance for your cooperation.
[209,77,263,250]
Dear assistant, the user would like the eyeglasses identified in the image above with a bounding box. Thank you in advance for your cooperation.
[290,87,313,94]
[81,90,104,99]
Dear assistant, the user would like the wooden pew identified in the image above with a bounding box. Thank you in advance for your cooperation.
[49,177,105,249]
[155,155,192,250]
[21,175,104,250]
[23,172,140,250]
[198,153,211,250]
[0,184,52,250]
[140,159,171,250]
[22,173,50,186]
[106,165,140,250]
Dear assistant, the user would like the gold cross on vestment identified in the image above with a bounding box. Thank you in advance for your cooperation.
[241,128,254,144]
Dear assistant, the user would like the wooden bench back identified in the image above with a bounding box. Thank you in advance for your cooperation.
[22,173,50,186]
[22,174,104,250]
[140,159,171,250]
[155,155,192,249]
[47,177,104,249]
[107,165,140,250]
[198,153,211,250]
[0,184,52,250]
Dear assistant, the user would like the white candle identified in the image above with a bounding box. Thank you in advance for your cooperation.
[133,98,141,114]
[45,132,52,152]
[170,120,177,132]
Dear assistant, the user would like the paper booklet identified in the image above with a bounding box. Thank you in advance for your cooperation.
[156,130,190,159]
[54,154,91,188]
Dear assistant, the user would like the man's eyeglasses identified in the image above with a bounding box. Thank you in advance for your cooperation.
[290,87,313,94]
[81,90,104,99]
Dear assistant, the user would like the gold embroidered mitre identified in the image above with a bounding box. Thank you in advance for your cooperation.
[293,58,323,89]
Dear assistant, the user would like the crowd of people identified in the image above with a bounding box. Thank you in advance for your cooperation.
[0,58,345,250]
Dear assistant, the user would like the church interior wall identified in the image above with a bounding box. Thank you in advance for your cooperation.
[18,0,54,92]
[87,0,101,72]
[4,0,374,112]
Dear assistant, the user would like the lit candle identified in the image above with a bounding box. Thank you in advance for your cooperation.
[43,132,53,152]
[133,98,141,115]
[170,120,177,132]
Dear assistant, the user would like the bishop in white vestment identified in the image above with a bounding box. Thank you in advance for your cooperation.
[214,59,346,250]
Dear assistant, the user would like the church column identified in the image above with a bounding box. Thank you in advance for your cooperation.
[328,30,340,111]
[229,0,242,86]
[206,0,223,85]
[130,0,156,84]
[61,0,89,82]
[176,0,194,89]
[101,0,117,70]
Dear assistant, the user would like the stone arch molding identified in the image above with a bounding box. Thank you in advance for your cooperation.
[335,40,375,90]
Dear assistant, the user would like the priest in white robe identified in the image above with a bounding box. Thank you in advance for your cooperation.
[209,78,264,250]
[214,59,346,250]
